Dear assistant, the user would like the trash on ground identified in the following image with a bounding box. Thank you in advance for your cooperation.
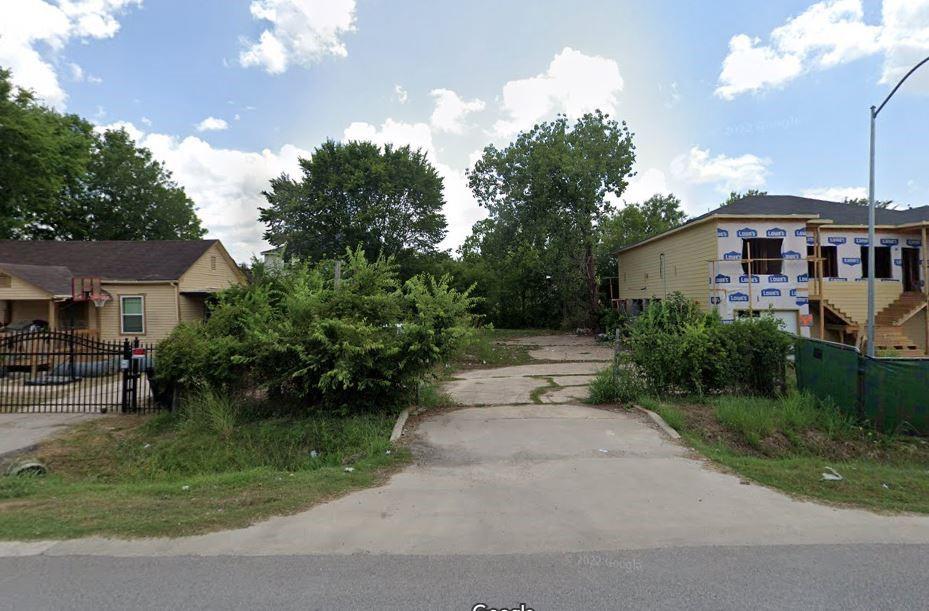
[821,467,843,481]
[344,467,355,473]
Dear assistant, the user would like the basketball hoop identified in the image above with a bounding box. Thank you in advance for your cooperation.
[72,277,111,308]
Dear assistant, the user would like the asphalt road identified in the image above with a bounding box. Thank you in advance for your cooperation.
[2,544,927,610]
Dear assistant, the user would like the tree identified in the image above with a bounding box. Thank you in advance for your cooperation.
[42,128,205,240]
[467,111,636,328]
[595,193,687,276]
[0,68,94,238]
[259,140,448,275]
[722,189,767,205]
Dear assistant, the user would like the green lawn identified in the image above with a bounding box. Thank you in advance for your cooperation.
[0,405,409,540]
[446,327,553,370]
[639,394,929,514]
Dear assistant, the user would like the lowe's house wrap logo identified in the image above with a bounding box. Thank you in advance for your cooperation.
[710,296,721,305]
[789,288,799,297]
[806,235,815,245]
[761,288,781,297]
[855,237,870,245]
[881,238,899,246]
[828,236,847,245]
[715,274,731,284]
[729,292,749,303]
[796,298,809,306]
[766,227,787,237]
[717,228,729,238]
[797,273,809,282]
[842,257,861,266]
[795,228,806,237]
[723,251,741,261]
[907,238,922,247]
[768,274,788,283]
[736,227,757,238]
[782,250,801,260]
[739,275,760,284]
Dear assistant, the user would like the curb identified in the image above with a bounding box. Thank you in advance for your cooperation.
[389,408,410,443]
[634,405,681,440]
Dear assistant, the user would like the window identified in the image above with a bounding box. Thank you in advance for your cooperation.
[120,296,145,334]
[659,253,666,279]
[210,255,217,271]
[807,245,838,278]
[860,246,892,279]
[0,273,10,288]
[742,238,783,275]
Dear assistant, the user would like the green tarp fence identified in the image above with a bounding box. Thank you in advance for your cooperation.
[794,337,929,434]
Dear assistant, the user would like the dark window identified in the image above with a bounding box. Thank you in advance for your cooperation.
[808,245,838,278]
[742,238,783,275]
[860,246,892,279]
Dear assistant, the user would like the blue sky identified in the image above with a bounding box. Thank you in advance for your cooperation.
[2,0,928,260]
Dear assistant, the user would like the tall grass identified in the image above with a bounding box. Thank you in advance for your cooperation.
[587,362,643,405]
[714,393,854,448]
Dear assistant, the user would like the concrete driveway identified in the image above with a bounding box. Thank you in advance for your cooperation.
[6,333,929,558]
[0,413,96,458]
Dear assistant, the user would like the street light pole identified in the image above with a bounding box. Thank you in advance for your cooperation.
[867,106,876,357]
[866,55,929,358]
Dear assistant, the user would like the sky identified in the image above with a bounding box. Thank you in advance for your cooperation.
[2,0,929,261]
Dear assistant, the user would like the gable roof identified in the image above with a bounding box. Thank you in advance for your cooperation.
[0,263,74,296]
[0,240,218,282]
[689,195,929,226]
[616,195,929,254]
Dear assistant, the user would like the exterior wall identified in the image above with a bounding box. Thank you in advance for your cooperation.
[712,219,810,336]
[812,227,923,325]
[8,300,50,324]
[97,283,179,343]
[179,294,206,322]
[179,243,244,292]
[903,310,928,353]
[0,272,51,300]
[617,220,718,308]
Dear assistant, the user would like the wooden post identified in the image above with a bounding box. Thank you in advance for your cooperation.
[816,226,825,340]
[47,299,57,331]
[922,226,928,355]
[746,241,753,315]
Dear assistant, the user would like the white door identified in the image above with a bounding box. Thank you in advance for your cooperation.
[769,310,799,335]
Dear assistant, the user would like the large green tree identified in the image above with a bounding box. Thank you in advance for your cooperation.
[0,67,205,240]
[259,140,448,275]
[45,128,205,240]
[467,111,636,328]
[0,69,94,238]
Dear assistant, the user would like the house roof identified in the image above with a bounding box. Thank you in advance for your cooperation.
[0,263,74,296]
[0,240,218,282]
[616,195,929,254]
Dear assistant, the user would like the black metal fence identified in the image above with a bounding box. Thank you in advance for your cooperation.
[0,330,162,414]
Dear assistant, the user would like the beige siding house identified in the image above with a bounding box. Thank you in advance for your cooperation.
[0,240,246,343]
[615,195,929,356]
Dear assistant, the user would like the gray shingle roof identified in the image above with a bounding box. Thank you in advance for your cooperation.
[0,263,74,295]
[0,240,217,282]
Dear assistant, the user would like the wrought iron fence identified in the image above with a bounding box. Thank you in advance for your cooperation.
[0,330,163,414]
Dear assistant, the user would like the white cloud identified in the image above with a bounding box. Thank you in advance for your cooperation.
[196,116,230,132]
[394,84,408,104]
[622,168,671,204]
[429,89,485,134]
[716,0,929,99]
[96,119,145,142]
[802,186,867,200]
[140,116,152,126]
[239,0,356,74]
[493,47,624,137]
[0,0,140,108]
[671,146,771,193]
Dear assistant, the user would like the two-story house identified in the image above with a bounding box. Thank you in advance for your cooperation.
[615,195,929,356]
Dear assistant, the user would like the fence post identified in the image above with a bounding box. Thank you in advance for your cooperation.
[121,339,131,413]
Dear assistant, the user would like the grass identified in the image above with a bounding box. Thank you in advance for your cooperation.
[446,327,551,370]
[528,377,557,404]
[645,393,929,514]
[0,391,409,540]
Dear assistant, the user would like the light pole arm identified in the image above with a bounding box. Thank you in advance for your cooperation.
[874,55,929,117]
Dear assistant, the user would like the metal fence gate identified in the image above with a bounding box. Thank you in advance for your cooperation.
[0,331,161,414]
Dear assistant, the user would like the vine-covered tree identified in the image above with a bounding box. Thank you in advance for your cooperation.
[595,193,687,275]
[467,111,636,328]
[259,140,448,275]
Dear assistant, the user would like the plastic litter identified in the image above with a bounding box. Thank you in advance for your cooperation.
[821,466,843,481]
[181,485,191,491]
[344,467,355,473]
[309,450,318,458]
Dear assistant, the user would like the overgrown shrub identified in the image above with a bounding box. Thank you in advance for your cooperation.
[626,292,790,397]
[157,248,476,413]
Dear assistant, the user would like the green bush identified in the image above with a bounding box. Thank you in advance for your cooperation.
[157,248,476,413]
[626,293,790,397]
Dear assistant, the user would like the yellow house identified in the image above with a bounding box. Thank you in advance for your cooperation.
[0,240,246,343]
[615,195,929,356]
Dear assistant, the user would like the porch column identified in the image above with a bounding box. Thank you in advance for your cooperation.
[47,300,57,330]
